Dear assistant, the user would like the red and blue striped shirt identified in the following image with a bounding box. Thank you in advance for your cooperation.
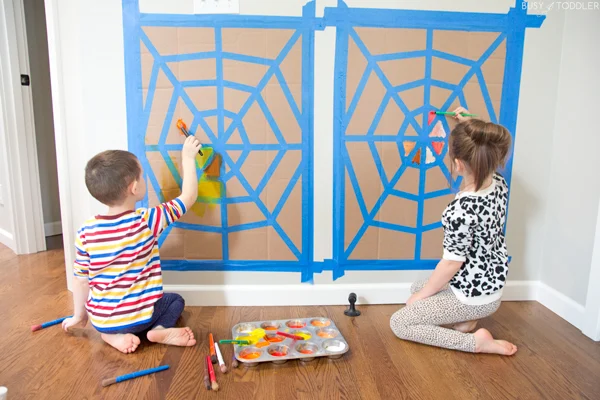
[73,199,186,332]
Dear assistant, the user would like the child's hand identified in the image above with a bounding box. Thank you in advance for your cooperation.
[182,135,202,161]
[62,314,88,332]
[452,106,471,122]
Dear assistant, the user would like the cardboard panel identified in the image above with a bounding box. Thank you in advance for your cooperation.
[355,28,426,55]
[179,202,222,227]
[379,58,425,87]
[184,87,218,113]
[145,85,174,145]
[224,87,251,114]
[184,230,222,260]
[423,194,455,225]
[160,228,185,260]
[262,77,302,144]
[431,57,470,86]
[169,59,217,81]
[421,228,444,259]
[349,227,415,259]
[142,27,178,55]
[177,27,215,53]
[463,75,490,122]
[229,227,268,260]
[379,142,402,183]
[375,195,417,228]
[223,59,269,87]
[375,98,404,135]
[344,171,364,249]
[346,71,387,134]
[228,202,266,226]
[267,226,297,260]
[275,179,302,251]
[242,102,278,144]
[425,166,450,193]
[481,43,506,118]
[394,167,419,194]
[346,37,369,109]
[279,38,302,107]
[222,28,267,58]
[346,142,384,213]
[398,86,424,112]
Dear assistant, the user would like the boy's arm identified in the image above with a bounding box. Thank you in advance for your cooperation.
[178,136,201,211]
[63,233,90,331]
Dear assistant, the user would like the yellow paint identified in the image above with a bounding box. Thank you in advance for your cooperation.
[294,332,311,340]
[236,335,259,345]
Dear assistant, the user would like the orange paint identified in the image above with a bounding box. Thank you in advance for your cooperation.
[403,141,416,156]
[310,320,330,327]
[432,142,444,156]
[411,148,421,165]
[256,341,270,348]
[317,331,337,339]
[262,325,278,331]
[298,349,314,355]
[265,334,284,343]
[204,154,221,177]
[240,352,261,360]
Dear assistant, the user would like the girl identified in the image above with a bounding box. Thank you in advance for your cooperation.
[390,107,517,355]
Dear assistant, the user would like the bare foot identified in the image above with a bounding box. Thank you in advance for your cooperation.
[474,328,517,355]
[147,327,196,347]
[101,333,141,354]
[453,320,478,333]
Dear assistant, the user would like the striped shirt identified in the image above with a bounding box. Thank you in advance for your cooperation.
[73,199,186,332]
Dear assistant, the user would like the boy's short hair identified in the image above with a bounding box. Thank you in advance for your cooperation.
[85,150,141,206]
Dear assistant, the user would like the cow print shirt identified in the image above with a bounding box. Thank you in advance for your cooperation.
[442,173,509,304]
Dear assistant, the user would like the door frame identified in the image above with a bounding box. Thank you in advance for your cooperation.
[0,0,46,254]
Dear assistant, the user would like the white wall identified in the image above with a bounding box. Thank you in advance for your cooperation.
[540,10,600,306]
[24,0,61,233]
[50,0,576,299]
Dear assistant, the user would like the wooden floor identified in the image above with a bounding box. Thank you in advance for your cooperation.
[1,245,600,399]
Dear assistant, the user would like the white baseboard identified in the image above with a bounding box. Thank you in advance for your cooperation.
[537,282,585,329]
[164,280,539,307]
[44,221,62,237]
[0,227,15,251]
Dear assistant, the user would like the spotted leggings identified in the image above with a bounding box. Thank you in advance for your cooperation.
[390,279,501,352]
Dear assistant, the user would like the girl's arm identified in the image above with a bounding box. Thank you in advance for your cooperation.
[407,259,462,304]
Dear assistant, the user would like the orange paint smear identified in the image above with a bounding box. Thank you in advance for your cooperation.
[317,332,336,339]
[256,341,270,348]
[263,325,278,331]
[411,148,421,165]
[240,352,261,360]
[311,320,329,327]
[204,154,221,177]
[298,349,314,355]
[432,142,444,156]
[265,335,284,343]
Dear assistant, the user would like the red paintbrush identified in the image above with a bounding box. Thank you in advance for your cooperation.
[276,331,304,341]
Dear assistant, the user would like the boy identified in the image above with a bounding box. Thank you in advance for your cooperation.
[62,136,202,354]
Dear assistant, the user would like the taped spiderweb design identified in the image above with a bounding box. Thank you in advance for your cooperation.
[337,27,507,265]
[137,24,310,266]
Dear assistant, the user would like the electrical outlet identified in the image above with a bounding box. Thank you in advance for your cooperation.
[194,0,239,14]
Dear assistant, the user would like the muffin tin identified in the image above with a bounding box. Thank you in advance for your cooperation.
[231,317,349,366]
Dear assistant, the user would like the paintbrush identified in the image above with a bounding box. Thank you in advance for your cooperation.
[276,331,304,341]
[203,356,211,391]
[207,355,219,391]
[219,339,250,345]
[101,365,169,387]
[209,333,218,364]
[176,119,204,156]
[215,342,227,374]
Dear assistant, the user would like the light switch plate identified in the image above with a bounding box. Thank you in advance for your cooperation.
[194,0,239,14]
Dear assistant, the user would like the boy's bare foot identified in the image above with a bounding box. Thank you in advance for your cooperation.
[101,333,140,354]
[147,327,196,347]
[453,320,478,333]
[474,328,517,355]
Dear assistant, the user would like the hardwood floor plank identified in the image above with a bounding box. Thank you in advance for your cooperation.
[1,244,600,399]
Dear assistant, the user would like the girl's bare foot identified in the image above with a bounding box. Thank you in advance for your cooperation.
[474,328,517,355]
[101,333,140,354]
[453,320,478,333]
[147,327,196,347]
